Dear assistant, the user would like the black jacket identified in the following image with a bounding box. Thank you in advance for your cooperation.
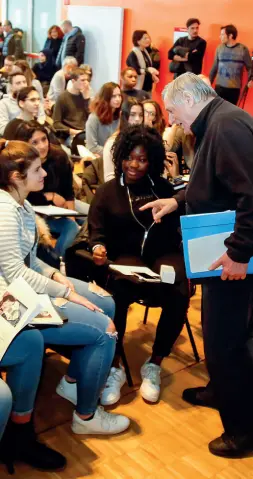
[65,27,85,65]
[87,176,181,261]
[186,96,253,263]
[168,36,206,75]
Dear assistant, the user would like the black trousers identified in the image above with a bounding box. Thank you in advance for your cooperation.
[110,253,189,357]
[202,279,253,436]
[215,85,240,105]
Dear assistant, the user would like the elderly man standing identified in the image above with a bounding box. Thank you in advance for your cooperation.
[141,72,253,458]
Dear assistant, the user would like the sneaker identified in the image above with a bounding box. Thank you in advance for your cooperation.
[71,406,130,435]
[100,366,126,406]
[140,360,161,403]
[56,376,77,405]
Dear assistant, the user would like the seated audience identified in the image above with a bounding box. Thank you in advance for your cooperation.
[0,72,27,135]
[53,67,90,141]
[14,59,44,103]
[67,63,94,98]
[44,25,64,67]
[0,140,130,474]
[126,30,159,93]
[0,54,15,74]
[121,67,150,101]
[143,99,166,135]
[4,87,40,139]
[14,121,80,258]
[67,125,189,405]
[104,97,144,182]
[86,82,122,156]
[32,49,56,86]
[47,56,77,104]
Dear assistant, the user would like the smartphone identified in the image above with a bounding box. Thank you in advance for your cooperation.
[132,272,161,282]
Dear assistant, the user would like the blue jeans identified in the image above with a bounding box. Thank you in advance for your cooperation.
[40,277,116,415]
[0,379,12,441]
[0,329,44,439]
[47,218,80,258]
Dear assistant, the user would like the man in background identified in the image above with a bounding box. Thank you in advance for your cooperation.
[121,67,150,100]
[56,20,85,68]
[168,18,206,77]
[0,72,27,135]
[2,20,24,60]
[47,56,78,105]
[0,55,15,75]
[210,24,252,105]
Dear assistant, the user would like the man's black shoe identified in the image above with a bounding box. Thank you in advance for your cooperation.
[182,386,218,409]
[209,433,253,458]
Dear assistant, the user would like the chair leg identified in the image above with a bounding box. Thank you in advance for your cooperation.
[185,316,200,363]
[143,306,149,325]
[120,345,133,387]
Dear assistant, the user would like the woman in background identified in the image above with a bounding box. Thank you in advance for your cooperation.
[44,25,64,67]
[32,49,56,87]
[142,99,166,135]
[103,97,144,182]
[126,30,159,94]
[86,82,122,156]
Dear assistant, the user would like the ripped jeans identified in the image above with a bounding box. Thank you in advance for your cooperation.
[39,277,116,415]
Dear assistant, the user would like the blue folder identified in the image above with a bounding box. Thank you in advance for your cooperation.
[180,211,253,279]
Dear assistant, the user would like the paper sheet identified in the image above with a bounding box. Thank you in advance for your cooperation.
[77,145,96,159]
[188,231,233,273]
[33,205,77,216]
[109,265,160,277]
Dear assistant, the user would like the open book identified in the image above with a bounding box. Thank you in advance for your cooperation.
[0,277,63,361]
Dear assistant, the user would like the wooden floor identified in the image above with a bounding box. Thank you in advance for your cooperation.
[2,287,253,479]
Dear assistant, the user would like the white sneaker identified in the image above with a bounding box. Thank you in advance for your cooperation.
[56,376,77,405]
[100,366,126,406]
[71,406,130,435]
[140,360,161,403]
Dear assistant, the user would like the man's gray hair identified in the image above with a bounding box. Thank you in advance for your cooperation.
[62,56,78,67]
[62,20,72,27]
[163,72,217,105]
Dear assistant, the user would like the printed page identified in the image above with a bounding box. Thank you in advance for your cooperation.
[32,294,63,326]
[33,205,78,216]
[109,265,160,277]
[188,231,233,273]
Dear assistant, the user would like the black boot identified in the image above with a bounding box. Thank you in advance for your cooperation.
[0,419,66,474]
[182,385,218,409]
[209,433,253,458]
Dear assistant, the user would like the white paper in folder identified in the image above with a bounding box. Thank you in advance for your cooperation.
[188,231,233,273]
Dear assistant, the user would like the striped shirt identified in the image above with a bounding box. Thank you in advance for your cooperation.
[210,43,252,89]
[0,190,67,298]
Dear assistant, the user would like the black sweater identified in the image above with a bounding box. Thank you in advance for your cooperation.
[186,96,253,263]
[88,176,181,261]
[168,36,206,75]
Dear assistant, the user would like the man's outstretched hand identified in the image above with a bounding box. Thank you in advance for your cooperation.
[140,198,178,223]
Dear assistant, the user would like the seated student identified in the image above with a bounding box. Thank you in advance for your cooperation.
[103,97,144,182]
[53,67,90,142]
[86,82,122,156]
[14,60,44,105]
[47,56,78,104]
[3,86,40,139]
[0,72,27,135]
[14,121,80,258]
[32,49,56,87]
[67,63,94,98]
[67,125,189,405]
[0,139,130,471]
[0,330,66,473]
[121,67,150,101]
[0,54,15,74]
[142,99,166,135]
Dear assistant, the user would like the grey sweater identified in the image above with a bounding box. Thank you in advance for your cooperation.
[210,43,252,89]
[86,112,119,156]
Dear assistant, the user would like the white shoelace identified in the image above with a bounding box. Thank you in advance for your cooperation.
[143,364,161,385]
[96,406,118,427]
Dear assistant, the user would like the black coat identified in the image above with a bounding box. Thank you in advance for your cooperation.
[64,28,85,65]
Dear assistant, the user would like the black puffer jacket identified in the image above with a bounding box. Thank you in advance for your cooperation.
[65,27,85,65]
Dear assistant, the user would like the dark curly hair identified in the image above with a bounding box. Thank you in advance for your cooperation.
[112,125,166,181]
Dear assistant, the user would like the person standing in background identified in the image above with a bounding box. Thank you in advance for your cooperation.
[56,20,85,68]
[126,30,159,94]
[168,18,206,78]
[44,25,63,68]
[0,23,5,67]
[209,24,252,105]
[2,20,24,61]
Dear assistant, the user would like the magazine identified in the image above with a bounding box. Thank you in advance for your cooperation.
[0,277,63,361]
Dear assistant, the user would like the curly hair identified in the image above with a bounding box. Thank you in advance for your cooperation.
[90,82,122,125]
[47,25,64,40]
[112,125,166,181]
[142,100,166,135]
